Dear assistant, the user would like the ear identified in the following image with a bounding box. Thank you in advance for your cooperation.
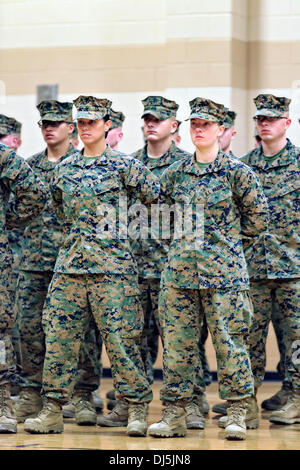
[68,123,75,135]
[285,118,292,130]
[171,119,178,134]
[105,119,112,132]
[217,125,225,137]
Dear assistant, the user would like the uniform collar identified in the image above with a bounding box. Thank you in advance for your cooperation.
[183,149,227,176]
[36,144,77,170]
[140,141,178,169]
[248,139,297,170]
[72,145,115,168]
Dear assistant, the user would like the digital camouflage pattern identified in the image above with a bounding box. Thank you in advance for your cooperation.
[159,151,269,290]
[248,279,300,391]
[17,270,53,389]
[241,139,300,279]
[241,137,300,393]
[223,110,237,129]
[74,95,112,120]
[131,139,191,384]
[17,270,103,391]
[131,141,191,279]
[51,146,160,275]
[186,97,226,123]
[109,109,125,130]
[37,100,73,122]
[0,143,47,385]
[271,301,290,384]
[41,145,159,403]
[17,144,103,392]
[20,145,78,271]
[159,286,254,402]
[253,94,291,118]
[0,143,47,264]
[0,114,22,135]
[141,96,178,120]
[41,272,153,404]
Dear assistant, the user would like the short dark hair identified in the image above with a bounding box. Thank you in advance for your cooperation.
[103,114,111,139]
[0,134,8,140]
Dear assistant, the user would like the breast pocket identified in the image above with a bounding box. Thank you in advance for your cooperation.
[91,178,121,202]
[205,187,235,226]
[267,176,300,227]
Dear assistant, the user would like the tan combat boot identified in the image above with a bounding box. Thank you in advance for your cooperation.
[262,385,292,411]
[224,399,247,440]
[97,400,128,427]
[24,398,63,434]
[218,396,259,429]
[185,401,206,429]
[269,392,300,424]
[73,391,97,425]
[126,403,148,437]
[0,385,17,433]
[14,388,42,423]
[148,404,187,438]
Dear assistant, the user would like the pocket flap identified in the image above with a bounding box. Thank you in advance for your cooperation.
[206,187,232,206]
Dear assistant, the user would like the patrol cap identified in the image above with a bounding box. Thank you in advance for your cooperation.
[253,94,291,118]
[223,110,237,129]
[109,109,125,130]
[141,96,179,120]
[0,114,22,135]
[73,95,112,120]
[37,100,73,122]
[186,98,226,123]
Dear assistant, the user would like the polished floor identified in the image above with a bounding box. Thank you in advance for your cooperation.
[1,379,299,451]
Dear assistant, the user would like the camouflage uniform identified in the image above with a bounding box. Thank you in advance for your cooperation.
[158,98,269,404]
[17,100,102,395]
[40,96,159,405]
[0,115,24,386]
[0,143,47,387]
[131,96,191,383]
[241,94,300,394]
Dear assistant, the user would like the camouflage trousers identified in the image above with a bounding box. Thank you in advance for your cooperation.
[17,270,103,392]
[249,278,300,392]
[139,278,211,390]
[41,272,153,405]
[271,300,290,386]
[7,268,22,384]
[159,286,254,403]
[0,266,17,386]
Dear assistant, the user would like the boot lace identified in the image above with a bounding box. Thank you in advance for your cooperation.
[227,401,245,426]
[129,404,146,421]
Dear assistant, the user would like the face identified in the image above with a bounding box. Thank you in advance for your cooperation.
[77,118,111,145]
[0,134,22,151]
[254,115,291,143]
[190,119,224,149]
[219,127,236,152]
[40,120,74,146]
[143,115,177,143]
[106,126,123,148]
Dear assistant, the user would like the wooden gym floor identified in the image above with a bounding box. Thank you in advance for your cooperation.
[0,379,299,451]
